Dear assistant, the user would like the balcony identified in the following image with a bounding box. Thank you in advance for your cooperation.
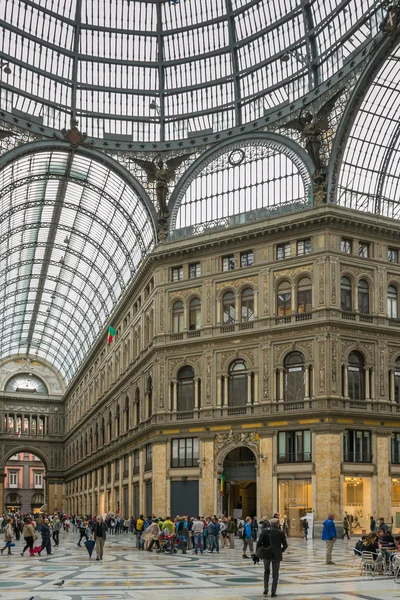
[176,411,194,420]
[278,452,311,464]
[144,462,152,472]
[342,311,356,320]
[132,466,140,476]
[344,452,372,463]
[123,469,129,478]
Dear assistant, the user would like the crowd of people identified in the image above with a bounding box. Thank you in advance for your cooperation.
[0,511,288,596]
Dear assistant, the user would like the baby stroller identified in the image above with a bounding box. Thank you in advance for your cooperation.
[157,534,178,554]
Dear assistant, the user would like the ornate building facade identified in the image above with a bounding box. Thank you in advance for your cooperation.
[0,0,399,539]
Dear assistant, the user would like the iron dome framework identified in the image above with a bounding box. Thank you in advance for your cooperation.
[0,0,389,151]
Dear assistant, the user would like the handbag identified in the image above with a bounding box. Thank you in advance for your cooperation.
[256,528,274,560]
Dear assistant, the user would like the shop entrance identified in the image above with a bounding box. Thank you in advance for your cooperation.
[343,477,372,533]
[278,479,312,537]
[222,447,256,518]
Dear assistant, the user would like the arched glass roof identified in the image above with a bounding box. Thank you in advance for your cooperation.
[0,0,386,146]
[337,42,400,217]
[0,145,156,382]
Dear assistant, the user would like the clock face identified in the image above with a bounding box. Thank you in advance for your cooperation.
[5,374,48,395]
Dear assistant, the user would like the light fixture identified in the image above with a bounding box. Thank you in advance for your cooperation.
[260,453,267,462]
[280,50,308,66]
[149,99,160,112]
[0,62,11,74]
[64,236,69,244]
[197,458,206,465]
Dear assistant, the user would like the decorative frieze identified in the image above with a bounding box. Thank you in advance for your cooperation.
[262,269,270,315]
[216,276,258,294]
[318,259,325,305]
[273,264,313,280]
[169,287,202,299]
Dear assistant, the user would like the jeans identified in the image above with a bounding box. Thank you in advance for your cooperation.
[42,536,52,555]
[263,558,281,595]
[208,534,219,552]
[137,531,144,549]
[52,530,59,546]
[193,533,204,554]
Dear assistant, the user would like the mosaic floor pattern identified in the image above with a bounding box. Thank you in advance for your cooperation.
[0,531,399,599]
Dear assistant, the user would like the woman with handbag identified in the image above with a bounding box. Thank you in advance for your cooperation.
[21,518,36,556]
[1,519,14,555]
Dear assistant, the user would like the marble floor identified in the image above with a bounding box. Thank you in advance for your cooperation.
[0,531,399,600]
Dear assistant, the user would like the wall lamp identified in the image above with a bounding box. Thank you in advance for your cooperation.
[0,62,12,74]
[260,453,267,462]
[197,458,206,465]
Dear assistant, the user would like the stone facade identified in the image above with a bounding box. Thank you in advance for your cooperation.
[2,205,400,529]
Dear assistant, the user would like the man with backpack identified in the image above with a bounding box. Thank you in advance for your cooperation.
[256,517,288,597]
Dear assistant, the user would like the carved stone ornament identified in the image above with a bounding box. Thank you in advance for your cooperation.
[169,287,202,300]
[61,120,89,148]
[214,430,259,467]
[273,264,313,280]
[318,259,325,305]
[159,293,165,332]
[216,276,258,294]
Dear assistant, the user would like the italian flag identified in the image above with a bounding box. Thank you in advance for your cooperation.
[107,326,116,344]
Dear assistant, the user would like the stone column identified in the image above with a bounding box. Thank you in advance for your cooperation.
[200,439,215,516]
[47,477,63,513]
[217,377,222,407]
[172,381,178,412]
[375,433,391,524]
[152,443,168,516]
[371,368,375,400]
[279,369,284,402]
[194,378,199,410]
[128,454,133,517]
[390,370,395,403]
[259,435,273,518]
[254,373,259,404]
[247,374,252,405]
[224,377,228,407]
[343,364,349,398]
[110,462,115,513]
[365,367,370,400]
[305,366,310,400]
[0,471,4,513]
[314,431,341,535]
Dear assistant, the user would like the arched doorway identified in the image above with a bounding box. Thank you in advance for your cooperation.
[222,447,257,518]
[4,452,46,514]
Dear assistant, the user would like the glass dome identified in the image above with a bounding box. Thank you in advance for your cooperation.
[0,0,387,148]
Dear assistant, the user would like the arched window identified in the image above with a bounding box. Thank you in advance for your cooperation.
[394,357,400,404]
[241,287,254,322]
[341,276,352,311]
[115,404,120,437]
[277,281,291,317]
[388,285,398,319]
[147,377,153,418]
[177,366,195,412]
[222,291,235,324]
[358,279,369,314]
[189,297,201,330]
[348,351,365,401]
[124,396,129,431]
[135,387,140,425]
[228,360,248,407]
[297,278,312,314]
[172,300,184,332]
[284,352,305,402]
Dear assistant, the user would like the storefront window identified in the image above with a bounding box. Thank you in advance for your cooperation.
[343,477,371,532]
[278,479,312,537]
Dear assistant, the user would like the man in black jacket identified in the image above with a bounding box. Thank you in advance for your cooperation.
[256,517,288,597]
[40,518,52,555]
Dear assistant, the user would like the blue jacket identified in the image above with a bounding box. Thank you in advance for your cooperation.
[322,518,336,540]
[244,523,253,539]
[212,523,221,536]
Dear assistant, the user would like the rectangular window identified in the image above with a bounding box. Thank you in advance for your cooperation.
[278,431,311,463]
[145,444,152,465]
[358,242,369,258]
[8,471,18,487]
[343,430,371,462]
[189,262,201,278]
[277,243,291,260]
[392,433,400,464]
[172,266,183,281]
[34,471,43,488]
[341,238,352,254]
[115,459,120,478]
[388,248,399,263]
[240,250,254,267]
[171,437,199,467]
[222,255,235,271]
[297,239,311,256]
